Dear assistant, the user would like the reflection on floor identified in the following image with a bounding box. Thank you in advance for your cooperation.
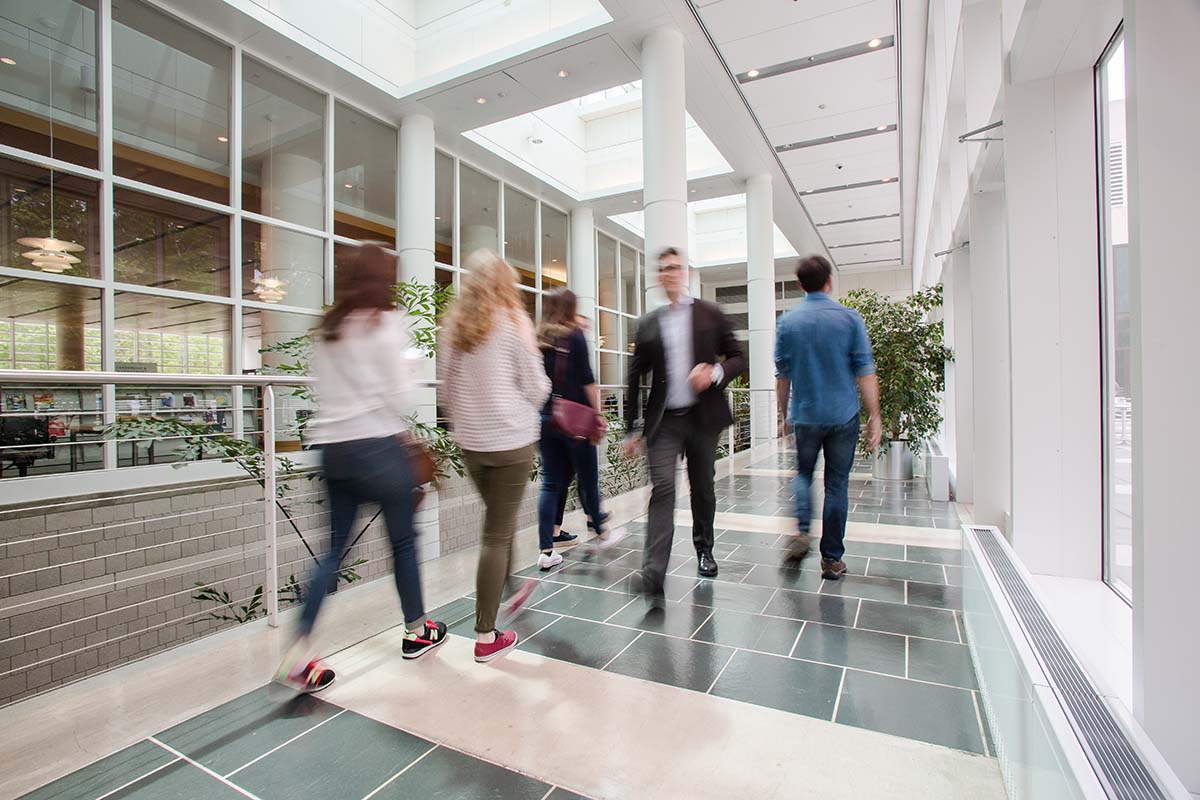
[16,445,997,800]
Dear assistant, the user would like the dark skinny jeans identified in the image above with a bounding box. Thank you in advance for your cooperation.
[537,417,602,551]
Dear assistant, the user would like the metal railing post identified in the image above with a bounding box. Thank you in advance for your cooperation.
[262,385,279,627]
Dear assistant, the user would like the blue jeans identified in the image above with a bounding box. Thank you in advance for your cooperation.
[299,436,424,636]
[537,418,602,551]
[793,414,860,561]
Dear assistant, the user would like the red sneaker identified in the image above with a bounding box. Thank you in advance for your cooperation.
[474,629,519,662]
[276,658,336,693]
[497,579,537,627]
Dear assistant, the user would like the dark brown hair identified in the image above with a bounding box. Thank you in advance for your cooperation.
[537,287,579,348]
[796,255,833,293]
[657,246,681,262]
[318,244,396,341]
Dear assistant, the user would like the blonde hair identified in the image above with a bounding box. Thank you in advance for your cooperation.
[443,250,524,352]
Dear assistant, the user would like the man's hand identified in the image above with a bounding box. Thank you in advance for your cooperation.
[779,421,792,438]
[622,434,643,459]
[865,416,882,451]
[687,363,715,392]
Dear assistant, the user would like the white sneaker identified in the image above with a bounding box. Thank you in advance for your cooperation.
[538,551,564,571]
[594,526,627,550]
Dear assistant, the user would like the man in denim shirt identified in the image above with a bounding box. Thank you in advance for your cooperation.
[775,256,882,579]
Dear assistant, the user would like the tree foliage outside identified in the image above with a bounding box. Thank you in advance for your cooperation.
[840,285,953,456]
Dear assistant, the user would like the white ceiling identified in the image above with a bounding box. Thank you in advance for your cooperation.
[695,0,903,274]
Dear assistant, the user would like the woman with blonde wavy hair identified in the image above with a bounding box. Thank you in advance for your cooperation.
[441,250,550,662]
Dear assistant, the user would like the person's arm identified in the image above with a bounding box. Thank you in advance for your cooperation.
[624,317,649,438]
[774,316,790,435]
[776,377,791,436]
[850,312,882,449]
[689,304,746,391]
[377,313,418,424]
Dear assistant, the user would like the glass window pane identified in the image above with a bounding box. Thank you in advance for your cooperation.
[0,278,101,370]
[241,306,319,373]
[0,1,99,168]
[504,186,535,287]
[112,290,229,374]
[112,382,235,467]
[1,156,100,278]
[111,0,231,204]
[459,164,498,259]
[114,188,230,296]
[435,151,453,265]
[540,204,567,292]
[242,221,325,309]
[241,57,324,229]
[623,315,637,354]
[597,234,617,309]
[599,352,624,387]
[0,378,105,476]
[620,244,637,315]
[597,309,620,354]
[1098,35,1131,601]
[333,103,396,244]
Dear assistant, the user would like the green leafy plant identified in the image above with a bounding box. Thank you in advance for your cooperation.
[840,284,953,456]
[192,558,366,624]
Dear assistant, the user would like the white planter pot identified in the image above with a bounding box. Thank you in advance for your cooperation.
[873,440,914,480]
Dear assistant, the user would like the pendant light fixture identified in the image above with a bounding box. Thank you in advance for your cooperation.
[252,270,288,303]
[17,30,83,274]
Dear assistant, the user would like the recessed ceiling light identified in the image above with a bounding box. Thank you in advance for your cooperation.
[557,69,569,78]
[876,124,888,131]
[216,135,228,142]
[475,97,487,104]
[0,57,15,66]
[344,183,353,188]
[552,258,558,262]
[747,69,759,78]
[868,38,883,48]
[435,215,441,220]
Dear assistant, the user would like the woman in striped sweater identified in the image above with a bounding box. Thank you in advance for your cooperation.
[440,251,551,662]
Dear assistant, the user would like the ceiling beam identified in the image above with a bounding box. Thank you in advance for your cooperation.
[735,36,896,84]
[801,177,898,196]
[816,212,901,227]
[776,124,897,154]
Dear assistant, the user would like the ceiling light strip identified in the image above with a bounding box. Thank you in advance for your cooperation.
[802,177,898,196]
[815,213,901,227]
[827,238,902,248]
[736,36,896,84]
[836,258,901,267]
[776,124,897,154]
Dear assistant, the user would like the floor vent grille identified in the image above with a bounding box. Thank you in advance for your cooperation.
[973,528,1165,800]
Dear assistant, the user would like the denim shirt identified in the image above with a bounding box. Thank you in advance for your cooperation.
[774,292,876,426]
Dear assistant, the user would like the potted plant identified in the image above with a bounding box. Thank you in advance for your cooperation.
[840,284,953,479]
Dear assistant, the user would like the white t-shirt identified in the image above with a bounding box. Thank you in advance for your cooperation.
[308,310,420,445]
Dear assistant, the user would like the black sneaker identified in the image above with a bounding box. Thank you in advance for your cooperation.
[402,620,448,659]
[552,530,578,544]
[587,512,611,531]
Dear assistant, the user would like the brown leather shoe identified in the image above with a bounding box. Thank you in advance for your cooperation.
[821,558,848,580]
[783,535,813,565]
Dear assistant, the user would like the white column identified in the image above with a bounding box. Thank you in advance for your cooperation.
[398,113,440,560]
[1126,0,1200,791]
[746,174,775,444]
[688,267,701,299]
[641,27,687,309]
[569,207,597,352]
[944,252,974,503]
[967,189,1011,531]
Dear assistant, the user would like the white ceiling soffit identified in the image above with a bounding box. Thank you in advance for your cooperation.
[898,0,926,276]
[416,35,639,131]
[691,0,904,274]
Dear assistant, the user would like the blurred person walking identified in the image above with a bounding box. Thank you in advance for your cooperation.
[535,290,624,571]
[623,247,746,598]
[274,245,447,693]
[441,251,551,662]
[774,255,881,579]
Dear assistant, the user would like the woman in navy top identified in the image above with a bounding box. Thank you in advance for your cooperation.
[535,289,624,569]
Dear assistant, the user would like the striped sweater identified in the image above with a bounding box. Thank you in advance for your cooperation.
[440,314,551,452]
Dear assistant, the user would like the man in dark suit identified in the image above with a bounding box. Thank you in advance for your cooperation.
[623,247,747,596]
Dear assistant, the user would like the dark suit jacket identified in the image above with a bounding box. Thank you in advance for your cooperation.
[624,299,747,443]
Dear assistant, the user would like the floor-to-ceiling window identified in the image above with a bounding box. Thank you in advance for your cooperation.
[1097,29,1131,601]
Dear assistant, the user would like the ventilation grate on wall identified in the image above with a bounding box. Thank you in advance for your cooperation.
[1109,140,1126,207]
[972,527,1166,800]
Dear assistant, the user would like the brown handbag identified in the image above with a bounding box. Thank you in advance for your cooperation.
[397,430,437,486]
[549,337,603,442]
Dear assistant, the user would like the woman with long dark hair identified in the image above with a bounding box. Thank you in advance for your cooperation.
[274,245,446,692]
[534,288,624,571]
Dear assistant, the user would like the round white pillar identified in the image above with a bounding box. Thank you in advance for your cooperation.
[397,113,437,422]
[641,27,688,310]
[569,207,598,352]
[746,174,776,444]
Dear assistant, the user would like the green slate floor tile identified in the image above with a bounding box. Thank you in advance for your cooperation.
[516,616,641,669]
[790,621,906,676]
[686,580,778,614]
[741,563,824,592]
[370,746,549,800]
[856,600,959,642]
[906,581,964,611]
[709,650,843,720]
[818,573,907,604]
[866,558,947,584]
[608,571,700,602]
[907,637,979,690]
[108,760,248,800]
[764,589,859,627]
[19,739,175,800]
[426,596,477,627]
[906,545,963,565]
[533,584,635,622]
[553,562,635,590]
[606,598,714,638]
[605,632,735,692]
[449,608,561,644]
[692,609,804,656]
[233,710,431,800]
[716,529,784,548]
[154,686,340,775]
[546,789,590,800]
[835,670,985,754]
[670,556,756,583]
